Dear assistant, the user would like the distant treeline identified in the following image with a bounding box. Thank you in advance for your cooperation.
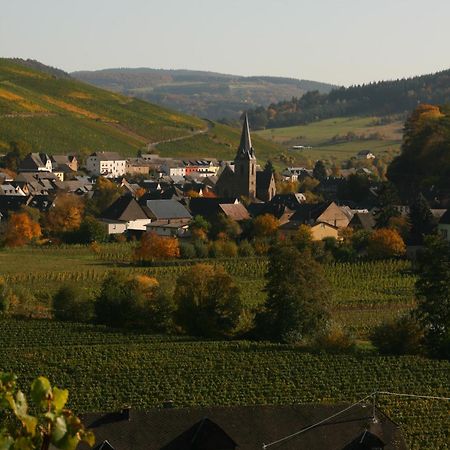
[245,69,450,129]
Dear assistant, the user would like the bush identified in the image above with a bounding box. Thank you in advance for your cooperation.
[179,242,196,259]
[193,240,209,258]
[371,315,424,355]
[174,263,243,337]
[0,277,11,315]
[95,272,174,332]
[238,240,255,257]
[53,284,94,322]
[312,321,355,354]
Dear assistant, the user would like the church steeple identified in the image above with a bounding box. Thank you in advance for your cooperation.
[235,114,255,160]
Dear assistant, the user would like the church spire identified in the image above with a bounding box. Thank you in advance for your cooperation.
[235,114,255,160]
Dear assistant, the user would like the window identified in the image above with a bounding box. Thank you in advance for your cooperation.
[252,164,254,175]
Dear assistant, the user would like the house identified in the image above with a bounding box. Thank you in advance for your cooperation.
[310,221,341,240]
[100,195,151,234]
[188,197,249,222]
[215,115,276,201]
[146,220,190,238]
[162,159,186,177]
[357,150,376,160]
[143,199,192,222]
[51,154,78,172]
[183,160,220,176]
[18,153,52,172]
[438,209,450,241]
[126,158,151,176]
[281,167,312,182]
[86,152,127,178]
[81,404,406,450]
[349,211,376,231]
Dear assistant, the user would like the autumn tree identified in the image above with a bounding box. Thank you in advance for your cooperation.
[251,214,279,238]
[86,177,123,216]
[189,215,210,241]
[0,373,94,450]
[210,214,241,240]
[174,264,243,337]
[95,272,174,331]
[4,212,41,247]
[134,232,180,262]
[44,194,84,235]
[368,228,406,259]
[256,244,330,343]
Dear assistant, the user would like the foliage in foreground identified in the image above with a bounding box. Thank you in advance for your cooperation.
[0,373,94,450]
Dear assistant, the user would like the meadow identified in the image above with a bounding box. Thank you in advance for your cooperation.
[256,116,403,164]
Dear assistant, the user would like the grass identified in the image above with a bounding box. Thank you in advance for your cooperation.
[255,116,403,165]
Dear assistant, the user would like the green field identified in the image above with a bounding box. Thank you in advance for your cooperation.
[256,116,403,165]
[0,318,448,449]
[0,244,415,336]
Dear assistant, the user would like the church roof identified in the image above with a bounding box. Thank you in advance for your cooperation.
[235,114,256,161]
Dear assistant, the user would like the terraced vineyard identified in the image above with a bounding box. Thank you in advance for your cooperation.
[0,319,448,449]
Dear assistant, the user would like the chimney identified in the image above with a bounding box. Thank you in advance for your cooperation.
[121,406,131,421]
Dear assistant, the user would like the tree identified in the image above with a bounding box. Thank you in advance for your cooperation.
[251,214,279,238]
[256,245,330,343]
[4,213,41,247]
[189,215,210,241]
[313,160,327,181]
[44,194,84,235]
[367,228,406,259]
[85,177,123,216]
[0,373,94,450]
[95,272,174,331]
[174,264,243,337]
[3,141,32,171]
[134,232,180,262]
[374,182,401,229]
[408,193,436,244]
[264,160,275,175]
[53,284,94,322]
[75,216,108,243]
[210,214,241,240]
[415,236,450,358]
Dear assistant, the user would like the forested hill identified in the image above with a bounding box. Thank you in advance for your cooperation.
[72,67,336,120]
[245,69,450,129]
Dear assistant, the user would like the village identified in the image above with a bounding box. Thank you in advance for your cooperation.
[1,117,449,249]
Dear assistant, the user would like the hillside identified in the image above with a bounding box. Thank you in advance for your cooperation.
[71,67,336,120]
[246,69,450,129]
[0,58,284,160]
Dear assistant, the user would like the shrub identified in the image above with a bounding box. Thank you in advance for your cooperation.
[312,321,355,354]
[193,239,209,258]
[174,263,243,337]
[371,314,424,355]
[368,228,406,259]
[179,242,196,259]
[238,240,255,257]
[53,284,94,322]
[134,232,180,262]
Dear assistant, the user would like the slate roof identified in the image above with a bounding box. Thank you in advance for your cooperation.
[349,212,376,231]
[188,197,239,218]
[90,152,126,161]
[18,153,51,171]
[80,404,406,450]
[101,195,148,222]
[144,199,191,221]
[235,114,256,161]
[219,203,250,221]
[256,170,272,191]
[439,209,450,224]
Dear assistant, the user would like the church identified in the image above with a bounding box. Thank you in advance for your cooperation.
[215,115,276,201]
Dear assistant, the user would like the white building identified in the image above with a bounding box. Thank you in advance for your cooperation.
[86,152,128,178]
[162,160,186,177]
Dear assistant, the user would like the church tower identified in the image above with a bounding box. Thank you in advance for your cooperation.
[234,114,257,199]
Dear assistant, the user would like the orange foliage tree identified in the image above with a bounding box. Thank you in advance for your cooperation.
[44,194,84,235]
[4,212,41,247]
[252,214,280,238]
[368,228,406,259]
[134,232,180,262]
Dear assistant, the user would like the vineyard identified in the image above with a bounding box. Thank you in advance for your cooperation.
[0,244,416,335]
[0,319,448,449]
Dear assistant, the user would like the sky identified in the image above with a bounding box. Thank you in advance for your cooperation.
[1,0,450,86]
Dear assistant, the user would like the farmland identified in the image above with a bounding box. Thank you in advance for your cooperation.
[255,116,403,165]
[0,244,415,337]
[0,318,448,449]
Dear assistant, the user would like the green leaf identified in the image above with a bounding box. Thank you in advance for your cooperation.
[57,434,79,450]
[30,377,51,408]
[14,391,28,417]
[0,435,14,450]
[11,437,34,450]
[52,388,69,411]
[51,416,68,444]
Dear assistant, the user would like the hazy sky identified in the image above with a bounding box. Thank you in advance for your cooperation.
[1,0,449,86]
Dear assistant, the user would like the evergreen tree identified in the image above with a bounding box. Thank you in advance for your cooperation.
[415,236,450,358]
[264,160,275,175]
[409,193,436,244]
[313,160,327,181]
[256,244,329,343]
[374,182,401,228]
